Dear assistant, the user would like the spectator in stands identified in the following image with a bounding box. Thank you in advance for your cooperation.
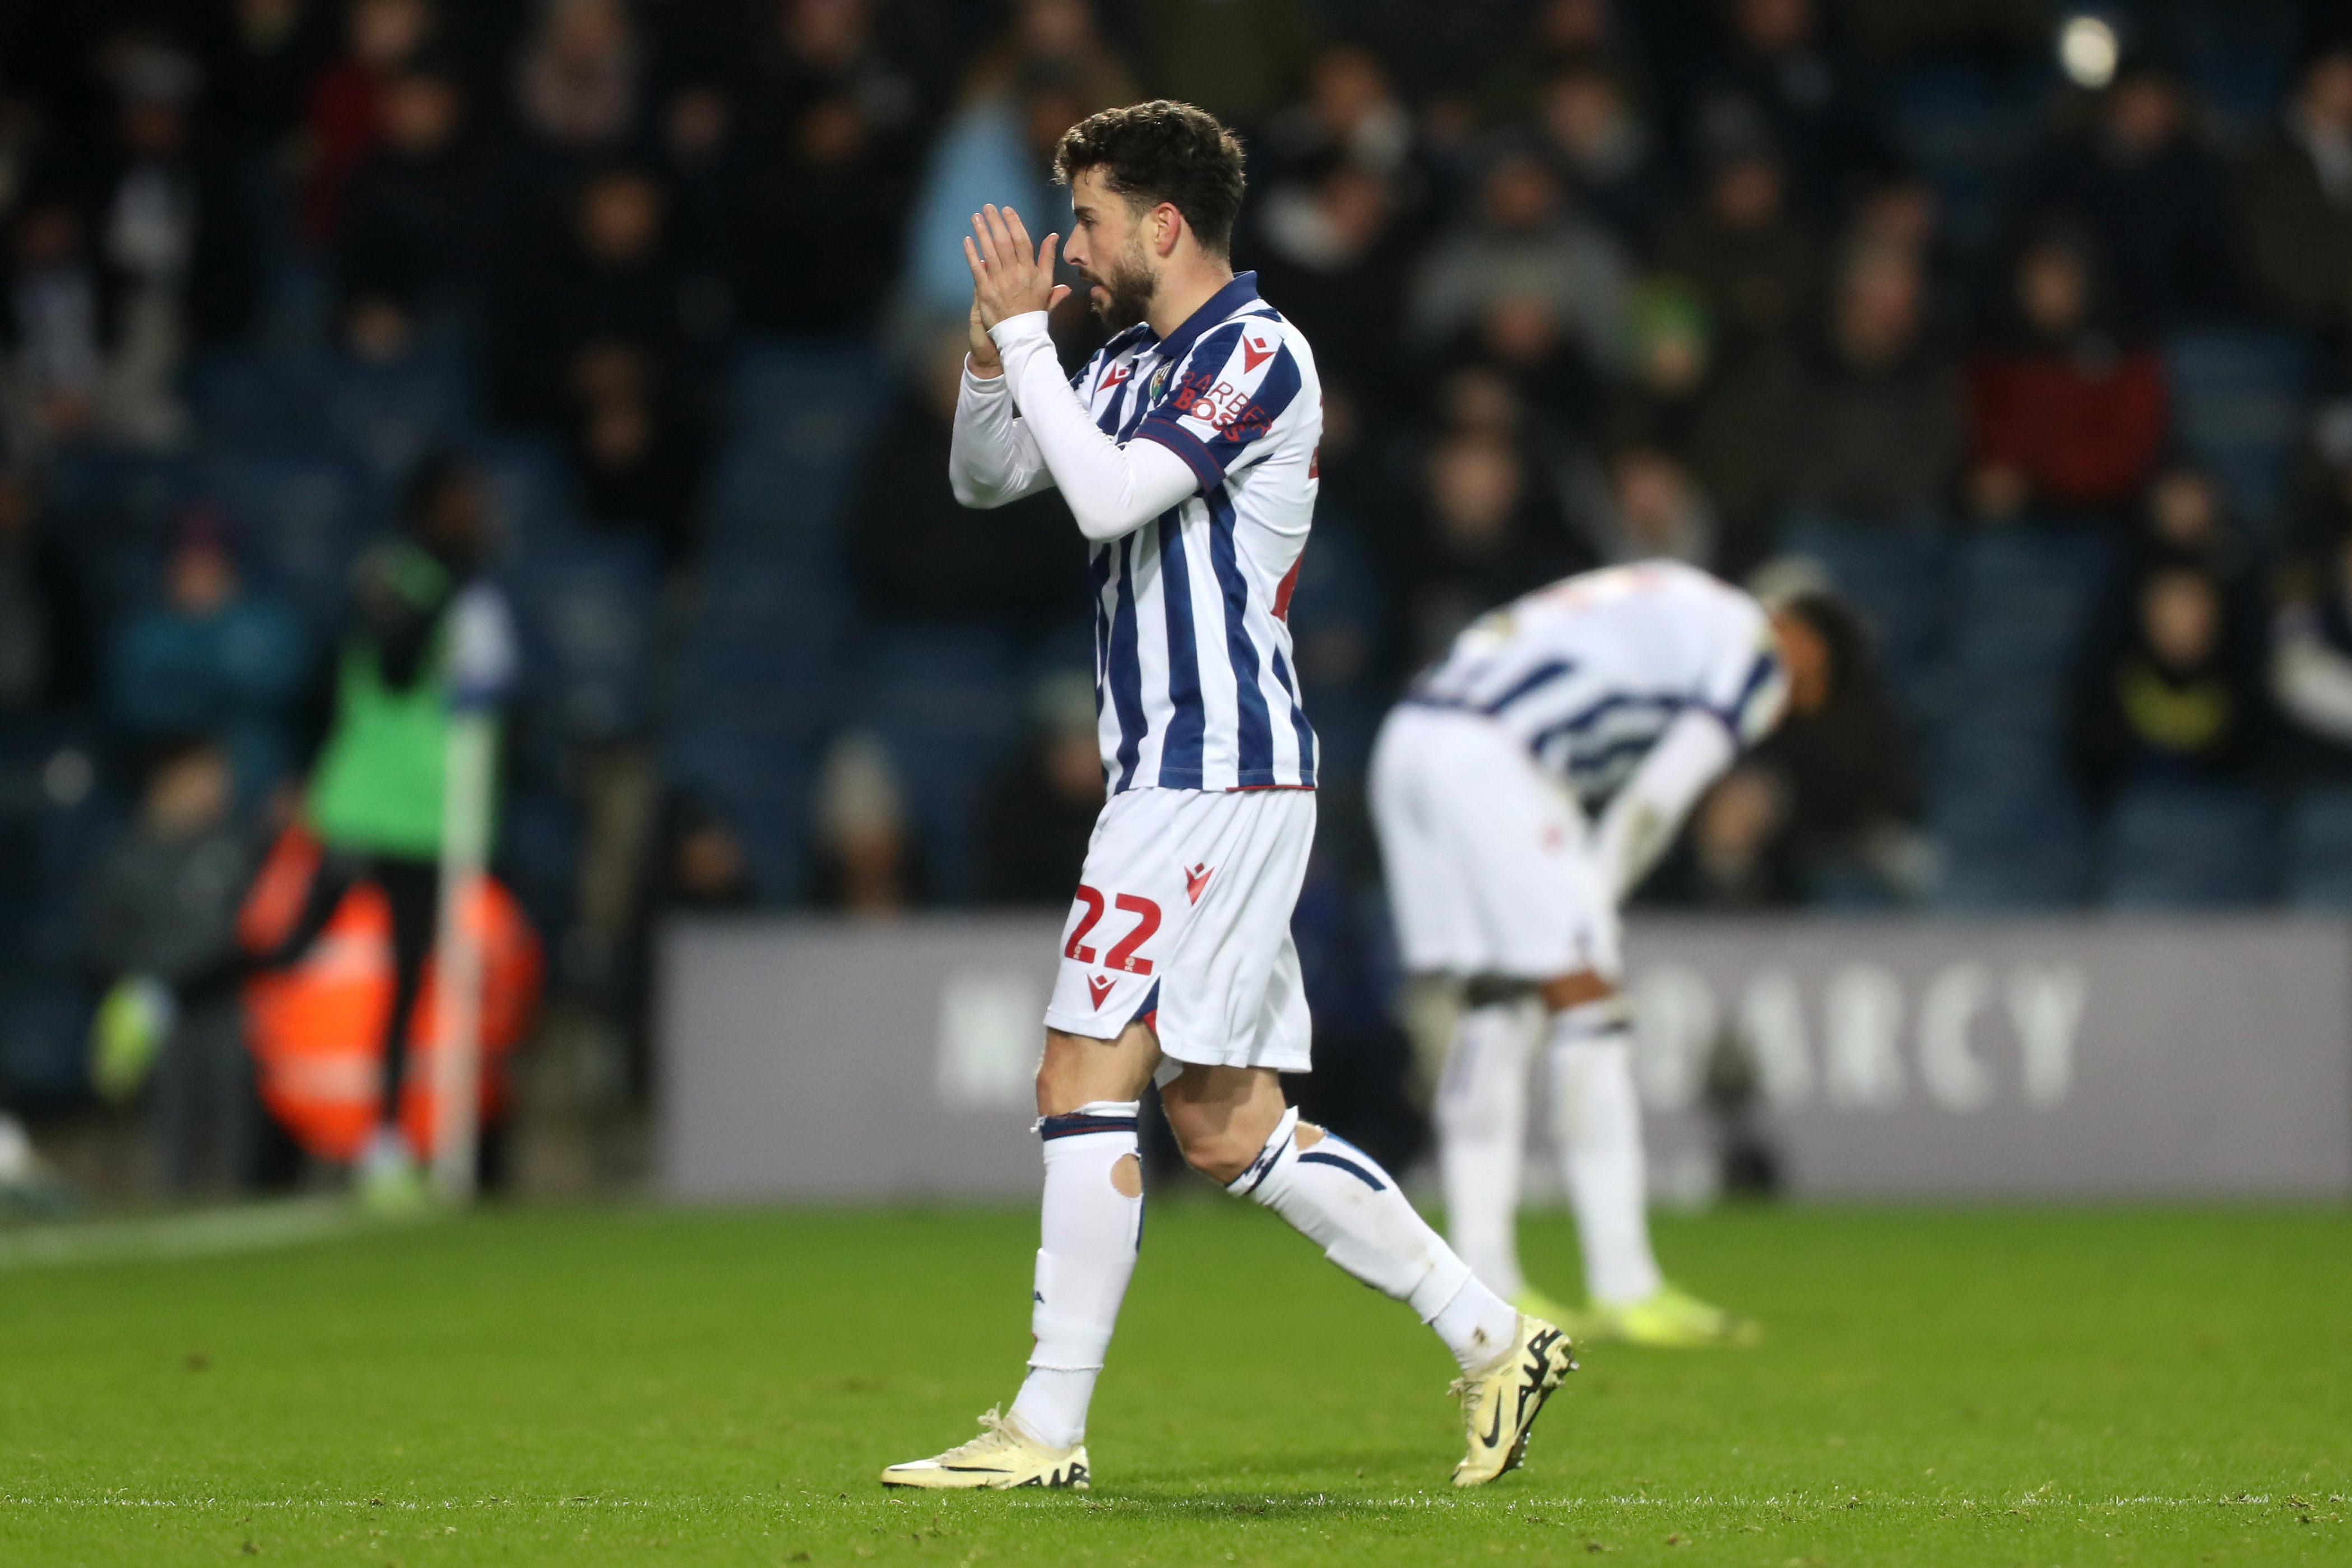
[901,65,1093,326]
[490,165,683,428]
[1248,157,1414,414]
[732,0,943,335]
[2234,40,2352,341]
[1408,149,1630,390]
[298,0,441,242]
[1261,45,1418,189]
[215,0,338,154]
[1535,61,1667,250]
[1583,445,1715,567]
[1965,222,2168,526]
[1479,0,1651,128]
[1698,0,1891,221]
[0,467,87,717]
[80,736,263,1195]
[2075,560,2262,808]
[2014,56,2236,333]
[1654,112,1820,363]
[1396,427,1585,665]
[513,0,643,157]
[337,64,485,340]
[815,731,910,916]
[2272,509,2352,783]
[1606,277,1797,569]
[87,45,253,449]
[109,511,308,810]
[1132,0,1316,132]
[849,328,1083,629]
[1,191,104,451]
[963,0,1138,121]
[657,795,755,911]
[568,341,705,563]
[1785,239,1959,529]
[978,672,1102,907]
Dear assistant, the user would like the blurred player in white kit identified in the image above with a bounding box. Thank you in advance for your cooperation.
[1371,563,1836,1345]
[881,101,1575,1492]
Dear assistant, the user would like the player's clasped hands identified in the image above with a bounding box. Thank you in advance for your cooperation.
[965,204,1070,333]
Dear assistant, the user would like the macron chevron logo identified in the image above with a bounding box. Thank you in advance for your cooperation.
[1241,334,1274,373]
[1087,975,1115,1009]
[1184,863,1214,904]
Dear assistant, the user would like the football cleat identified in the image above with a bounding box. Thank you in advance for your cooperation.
[879,1408,1090,1491]
[1450,1312,1576,1487]
[1580,1284,1762,1347]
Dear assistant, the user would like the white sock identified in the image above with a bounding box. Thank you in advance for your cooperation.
[1008,1101,1142,1449]
[1435,1000,1535,1300]
[1230,1107,1519,1372]
[1547,1003,1663,1307]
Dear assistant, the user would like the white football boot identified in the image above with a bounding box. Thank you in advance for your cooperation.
[1450,1313,1576,1486]
[879,1408,1089,1491]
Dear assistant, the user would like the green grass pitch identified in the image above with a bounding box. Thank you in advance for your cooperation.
[2,1200,2346,1565]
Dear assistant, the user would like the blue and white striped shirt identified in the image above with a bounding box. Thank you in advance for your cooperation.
[1408,562,1786,810]
[983,272,1321,794]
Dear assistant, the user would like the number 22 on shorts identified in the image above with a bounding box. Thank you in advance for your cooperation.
[1064,885,1161,974]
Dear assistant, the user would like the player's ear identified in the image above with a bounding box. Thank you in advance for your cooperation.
[1155,201,1184,258]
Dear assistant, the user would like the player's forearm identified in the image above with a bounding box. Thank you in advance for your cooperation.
[949,362,1052,508]
[990,312,1196,540]
[1592,709,1738,903]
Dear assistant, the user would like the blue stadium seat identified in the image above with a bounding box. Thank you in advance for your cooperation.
[0,974,96,1106]
[1779,514,1950,740]
[858,625,1020,904]
[200,446,390,632]
[497,783,581,944]
[661,725,822,903]
[38,448,201,615]
[1881,60,2039,261]
[185,346,312,444]
[707,341,889,558]
[2164,328,2310,540]
[2099,782,2274,908]
[2281,787,2352,909]
[507,533,660,748]
[469,435,576,562]
[1926,528,2115,908]
[318,347,476,484]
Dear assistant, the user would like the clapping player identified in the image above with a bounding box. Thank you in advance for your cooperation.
[882,101,1575,1493]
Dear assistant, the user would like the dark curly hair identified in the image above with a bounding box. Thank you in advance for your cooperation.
[1054,100,1247,259]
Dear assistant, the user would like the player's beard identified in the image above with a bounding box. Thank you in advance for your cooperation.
[1087,236,1156,332]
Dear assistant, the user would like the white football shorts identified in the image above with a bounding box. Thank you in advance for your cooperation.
[1043,785,1315,1076]
[1369,703,1620,982]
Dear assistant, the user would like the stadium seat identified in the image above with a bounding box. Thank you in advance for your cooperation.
[1778,513,1950,740]
[318,346,477,484]
[2098,782,2274,908]
[469,435,576,562]
[661,725,822,903]
[505,532,661,748]
[2281,787,2352,909]
[1880,59,2039,262]
[0,973,97,1106]
[184,346,310,445]
[2164,327,2310,541]
[858,625,1020,905]
[707,341,889,559]
[200,446,391,632]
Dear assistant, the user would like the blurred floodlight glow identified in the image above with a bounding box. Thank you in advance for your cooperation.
[2058,15,2120,89]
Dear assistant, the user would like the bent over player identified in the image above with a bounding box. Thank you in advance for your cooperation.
[1371,563,1833,1346]
[883,101,1574,1492]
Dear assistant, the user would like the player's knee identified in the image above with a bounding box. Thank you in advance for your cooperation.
[1176,1128,1256,1185]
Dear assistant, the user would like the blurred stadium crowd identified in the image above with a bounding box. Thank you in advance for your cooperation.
[13,0,2352,1155]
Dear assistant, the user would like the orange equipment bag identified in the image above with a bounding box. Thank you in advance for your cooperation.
[236,824,542,1162]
